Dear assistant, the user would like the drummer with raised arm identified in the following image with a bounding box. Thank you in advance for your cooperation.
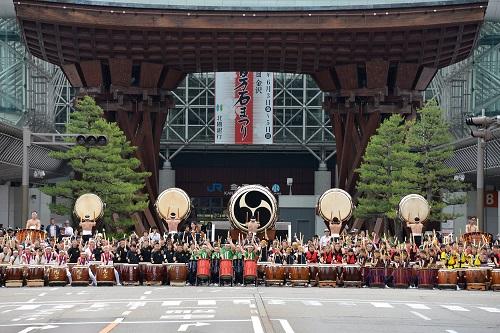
[465,216,479,233]
[26,211,41,230]
[329,218,342,243]
[246,218,260,235]
[166,212,182,236]
[79,215,96,245]
[408,219,424,247]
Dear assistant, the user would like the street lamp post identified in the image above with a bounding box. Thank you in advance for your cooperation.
[466,115,500,232]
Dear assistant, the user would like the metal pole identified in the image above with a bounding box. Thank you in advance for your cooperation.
[22,126,31,224]
[477,137,485,232]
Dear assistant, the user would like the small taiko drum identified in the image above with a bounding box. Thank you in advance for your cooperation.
[48,267,67,285]
[71,265,90,285]
[265,265,286,285]
[437,269,458,288]
[120,264,139,285]
[288,264,309,286]
[5,266,24,287]
[343,265,362,287]
[465,267,490,290]
[491,269,500,291]
[168,263,188,286]
[417,268,438,288]
[244,260,257,279]
[392,267,411,288]
[196,259,211,278]
[308,264,319,286]
[145,264,164,285]
[96,265,115,285]
[317,264,338,285]
[219,259,233,278]
[26,265,45,286]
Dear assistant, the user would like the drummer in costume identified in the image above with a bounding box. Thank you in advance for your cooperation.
[77,252,97,286]
[115,239,128,263]
[126,244,140,264]
[56,250,72,285]
[329,219,342,243]
[306,244,319,263]
[26,211,41,230]
[102,245,122,285]
[466,216,479,233]
[40,246,56,265]
[209,243,221,286]
[295,246,307,264]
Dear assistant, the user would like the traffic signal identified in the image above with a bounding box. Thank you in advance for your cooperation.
[465,116,498,127]
[75,135,108,146]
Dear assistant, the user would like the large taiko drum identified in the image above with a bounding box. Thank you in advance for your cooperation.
[145,264,164,285]
[155,188,191,221]
[392,267,411,288]
[119,264,139,286]
[74,193,104,221]
[491,269,500,291]
[437,269,458,289]
[461,232,493,245]
[228,185,278,233]
[417,268,438,288]
[317,264,340,287]
[96,265,115,285]
[398,194,430,223]
[16,229,46,243]
[48,267,68,286]
[288,265,309,286]
[71,265,90,286]
[5,266,24,287]
[317,189,353,222]
[343,265,362,287]
[243,260,258,285]
[196,259,211,278]
[168,263,188,286]
[265,265,286,286]
[220,259,234,278]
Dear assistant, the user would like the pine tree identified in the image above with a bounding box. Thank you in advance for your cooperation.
[355,114,422,221]
[42,96,151,231]
[406,99,466,222]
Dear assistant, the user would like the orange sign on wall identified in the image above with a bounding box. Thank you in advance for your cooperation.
[485,191,498,208]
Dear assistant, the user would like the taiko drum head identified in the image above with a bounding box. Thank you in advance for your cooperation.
[74,193,104,221]
[228,184,278,233]
[155,188,191,220]
[398,194,430,223]
[317,188,353,222]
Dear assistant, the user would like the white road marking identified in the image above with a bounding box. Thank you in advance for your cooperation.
[53,305,74,310]
[337,302,357,306]
[122,311,131,316]
[162,301,182,306]
[0,319,250,327]
[90,303,108,308]
[371,302,393,308]
[144,291,152,295]
[17,324,58,333]
[406,304,430,310]
[477,307,500,313]
[249,304,256,309]
[160,314,215,320]
[233,300,251,305]
[198,300,216,306]
[139,296,146,300]
[26,299,36,303]
[445,330,458,333]
[410,311,431,321]
[15,305,41,311]
[267,300,285,305]
[49,288,58,291]
[251,316,264,333]
[37,293,46,297]
[441,305,469,312]
[302,301,322,306]
[278,319,295,333]
[177,322,210,332]
[127,302,146,310]
[165,310,216,314]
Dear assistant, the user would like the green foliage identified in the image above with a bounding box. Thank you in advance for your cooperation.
[355,114,422,220]
[406,99,467,221]
[41,96,150,231]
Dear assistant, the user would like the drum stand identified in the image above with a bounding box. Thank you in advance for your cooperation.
[196,275,210,286]
[5,279,23,288]
[219,274,233,287]
[243,275,257,287]
[466,282,487,291]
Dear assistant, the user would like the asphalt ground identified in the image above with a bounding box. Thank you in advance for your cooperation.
[0,286,499,333]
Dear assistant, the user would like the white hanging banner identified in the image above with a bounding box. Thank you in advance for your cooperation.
[215,72,273,144]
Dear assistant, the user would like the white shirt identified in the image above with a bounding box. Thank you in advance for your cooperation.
[149,232,161,242]
[319,235,331,248]
[49,225,57,237]
[64,226,74,236]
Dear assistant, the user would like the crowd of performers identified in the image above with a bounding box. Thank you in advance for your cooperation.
[1,213,499,288]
